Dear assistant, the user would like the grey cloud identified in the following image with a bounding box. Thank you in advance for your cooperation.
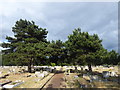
[1,2,118,52]
[41,2,118,51]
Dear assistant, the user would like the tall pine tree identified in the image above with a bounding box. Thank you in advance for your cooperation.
[2,19,48,72]
[65,28,103,71]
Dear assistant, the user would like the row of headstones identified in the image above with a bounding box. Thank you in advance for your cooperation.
[0,66,57,74]
[0,66,28,74]
[102,71,118,77]
[0,65,111,71]
[34,66,56,73]
[34,66,80,73]
[83,74,104,82]
[0,65,118,73]
[34,71,49,78]
[0,66,28,69]
[34,66,91,73]
[82,71,118,83]
[34,66,86,70]
[0,65,117,69]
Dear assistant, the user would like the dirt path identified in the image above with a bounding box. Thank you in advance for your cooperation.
[43,73,65,88]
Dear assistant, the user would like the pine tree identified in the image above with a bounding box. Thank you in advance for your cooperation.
[2,19,48,72]
[65,28,103,71]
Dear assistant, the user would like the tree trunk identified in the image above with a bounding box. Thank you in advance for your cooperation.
[80,66,83,71]
[88,64,92,72]
[28,59,32,73]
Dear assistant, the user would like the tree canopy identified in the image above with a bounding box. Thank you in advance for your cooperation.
[1,19,119,72]
[2,19,48,72]
[65,28,104,71]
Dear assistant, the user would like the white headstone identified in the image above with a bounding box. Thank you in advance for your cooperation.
[3,85,14,88]
[110,72,118,77]
[102,71,110,78]
[43,71,48,76]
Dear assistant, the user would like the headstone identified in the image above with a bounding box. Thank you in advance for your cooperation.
[49,68,52,73]
[90,75,99,81]
[102,71,110,78]
[35,72,40,76]
[74,75,78,78]
[39,73,44,78]
[52,68,56,73]
[110,71,118,77]
[43,71,48,76]
[3,81,23,88]
[3,85,14,88]
[83,74,90,80]
[35,72,44,77]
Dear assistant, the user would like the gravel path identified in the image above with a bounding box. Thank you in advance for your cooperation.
[43,73,65,88]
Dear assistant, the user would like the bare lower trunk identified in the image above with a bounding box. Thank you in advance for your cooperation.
[28,65,31,73]
[88,64,92,72]
[80,66,83,71]
[28,59,32,73]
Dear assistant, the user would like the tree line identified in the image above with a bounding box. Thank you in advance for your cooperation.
[1,19,120,72]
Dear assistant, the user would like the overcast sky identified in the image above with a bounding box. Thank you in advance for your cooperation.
[0,1,118,52]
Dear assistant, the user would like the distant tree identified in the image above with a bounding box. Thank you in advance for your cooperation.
[109,50,119,65]
[102,50,119,65]
[2,19,48,72]
[45,40,66,65]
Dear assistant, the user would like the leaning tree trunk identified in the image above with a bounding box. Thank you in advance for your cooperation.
[88,63,92,72]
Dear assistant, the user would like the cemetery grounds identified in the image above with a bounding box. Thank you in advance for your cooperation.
[0,65,120,89]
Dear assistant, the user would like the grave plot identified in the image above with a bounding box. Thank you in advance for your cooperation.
[57,66,120,89]
[63,73,79,88]
[1,72,53,89]
[0,79,12,87]
[0,66,57,88]
[2,80,24,89]
[0,66,120,89]
[75,71,120,88]
[15,71,54,88]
